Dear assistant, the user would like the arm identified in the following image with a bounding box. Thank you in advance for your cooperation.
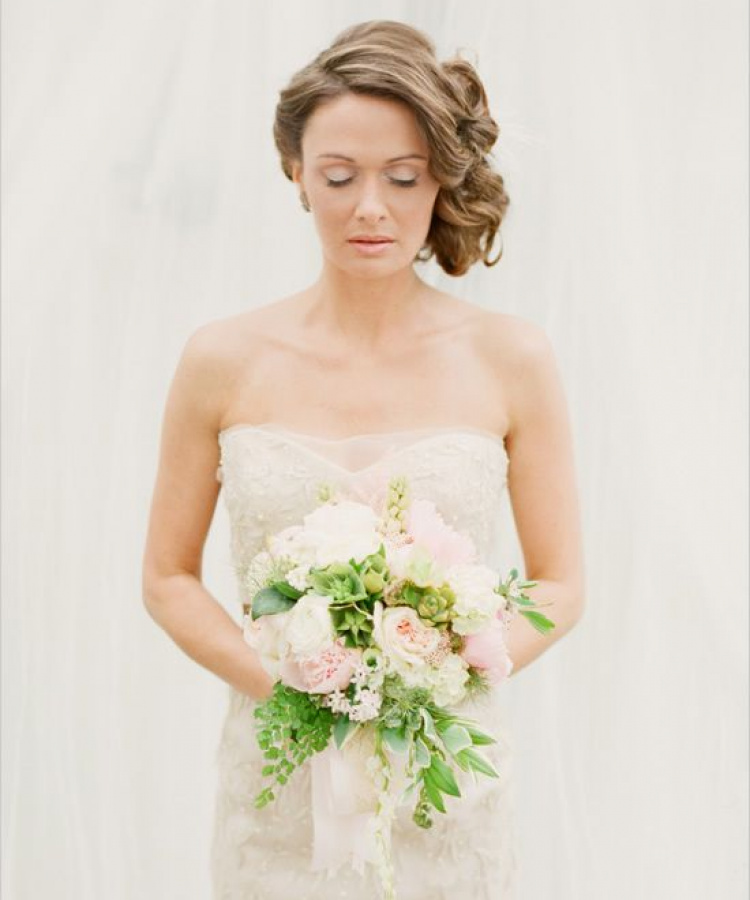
[141,325,273,700]
[501,322,586,676]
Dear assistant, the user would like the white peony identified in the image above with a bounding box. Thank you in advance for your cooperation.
[300,500,383,568]
[386,542,445,588]
[285,593,336,659]
[243,610,291,680]
[445,563,503,635]
[267,525,319,567]
[372,602,442,677]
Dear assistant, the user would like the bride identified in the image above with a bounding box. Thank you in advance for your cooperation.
[142,19,585,900]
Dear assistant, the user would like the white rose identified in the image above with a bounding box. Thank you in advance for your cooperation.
[243,610,291,679]
[445,563,502,635]
[372,602,442,677]
[302,500,382,567]
[285,593,336,659]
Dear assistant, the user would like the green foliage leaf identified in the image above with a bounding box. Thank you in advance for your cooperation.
[382,724,410,754]
[422,775,446,813]
[456,747,499,779]
[252,683,334,809]
[521,609,556,634]
[460,722,497,746]
[439,723,473,756]
[251,587,296,619]
[271,580,304,599]
[414,736,431,769]
[420,708,440,744]
[427,756,462,797]
[333,715,357,750]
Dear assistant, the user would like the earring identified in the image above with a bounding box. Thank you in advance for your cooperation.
[299,190,311,212]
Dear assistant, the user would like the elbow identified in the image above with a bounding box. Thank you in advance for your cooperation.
[141,563,173,615]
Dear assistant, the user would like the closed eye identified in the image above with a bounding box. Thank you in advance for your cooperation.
[325,176,419,188]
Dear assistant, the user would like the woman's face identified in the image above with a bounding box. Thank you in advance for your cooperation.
[292,92,441,278]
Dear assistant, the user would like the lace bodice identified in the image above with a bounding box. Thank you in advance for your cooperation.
[210,423,520,899]
[216,423,511,607]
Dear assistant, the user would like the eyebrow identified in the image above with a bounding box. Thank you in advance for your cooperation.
[316,153,427,163]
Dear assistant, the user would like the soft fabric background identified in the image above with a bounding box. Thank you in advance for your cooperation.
[2,1,747,897]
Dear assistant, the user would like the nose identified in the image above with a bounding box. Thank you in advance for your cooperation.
[354,175,387,221]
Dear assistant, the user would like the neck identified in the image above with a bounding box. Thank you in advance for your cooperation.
[303,261,431,350]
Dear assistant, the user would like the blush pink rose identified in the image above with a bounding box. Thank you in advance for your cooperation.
[405,498,477,567]
[460,616,514,685]
[279,641,361,694]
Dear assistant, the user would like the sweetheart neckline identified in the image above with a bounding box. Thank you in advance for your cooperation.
[218,421,507,446]
[217,422,509,478]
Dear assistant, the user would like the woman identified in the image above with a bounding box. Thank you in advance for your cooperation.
[142,19,585,900]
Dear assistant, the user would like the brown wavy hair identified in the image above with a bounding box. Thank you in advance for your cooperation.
[273,20,510,277]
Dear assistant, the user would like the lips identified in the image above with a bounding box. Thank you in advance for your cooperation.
[348,237,394,243]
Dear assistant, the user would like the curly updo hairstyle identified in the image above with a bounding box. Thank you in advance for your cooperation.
[273,20,510,277]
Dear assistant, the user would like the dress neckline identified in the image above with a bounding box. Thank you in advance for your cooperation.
[218,420,506,446]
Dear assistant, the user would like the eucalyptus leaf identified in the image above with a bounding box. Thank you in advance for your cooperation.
[251,587,296,619]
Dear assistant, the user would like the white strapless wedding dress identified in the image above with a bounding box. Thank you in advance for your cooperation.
[210,423,520,899]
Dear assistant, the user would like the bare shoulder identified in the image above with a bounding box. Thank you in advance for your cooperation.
[180,294,299,374]
[473,309,555,369]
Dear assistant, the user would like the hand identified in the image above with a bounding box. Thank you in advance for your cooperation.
[251,668,275,702]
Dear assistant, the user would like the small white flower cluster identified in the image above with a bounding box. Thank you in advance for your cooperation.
[239,549,275,597]
[369,752,397,900]
[285,564,311,592]
[323,654,386,722]
[424,630,452,667]
[377,476,411,540]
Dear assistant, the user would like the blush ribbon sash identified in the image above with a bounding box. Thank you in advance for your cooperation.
[308,727,410,879]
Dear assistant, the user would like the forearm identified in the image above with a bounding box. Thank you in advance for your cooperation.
[143,572,273,700]
[504,578,584,677]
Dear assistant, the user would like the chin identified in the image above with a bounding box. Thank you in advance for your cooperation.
[327,247,415,278]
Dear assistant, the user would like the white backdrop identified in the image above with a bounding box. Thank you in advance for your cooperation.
[2,1,747,897]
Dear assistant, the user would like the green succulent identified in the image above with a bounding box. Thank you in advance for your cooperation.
[307,561,368,605]
[416,588,454,627]
[330,604,374,648]
[398,582,455,628]
[359,545,391,598]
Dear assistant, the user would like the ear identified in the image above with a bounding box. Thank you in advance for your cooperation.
[291,160,303,187]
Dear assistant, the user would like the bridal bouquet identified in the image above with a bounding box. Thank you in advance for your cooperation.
[240,475,554,899]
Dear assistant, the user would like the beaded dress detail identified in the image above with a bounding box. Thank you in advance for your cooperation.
[210,423,520,900]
